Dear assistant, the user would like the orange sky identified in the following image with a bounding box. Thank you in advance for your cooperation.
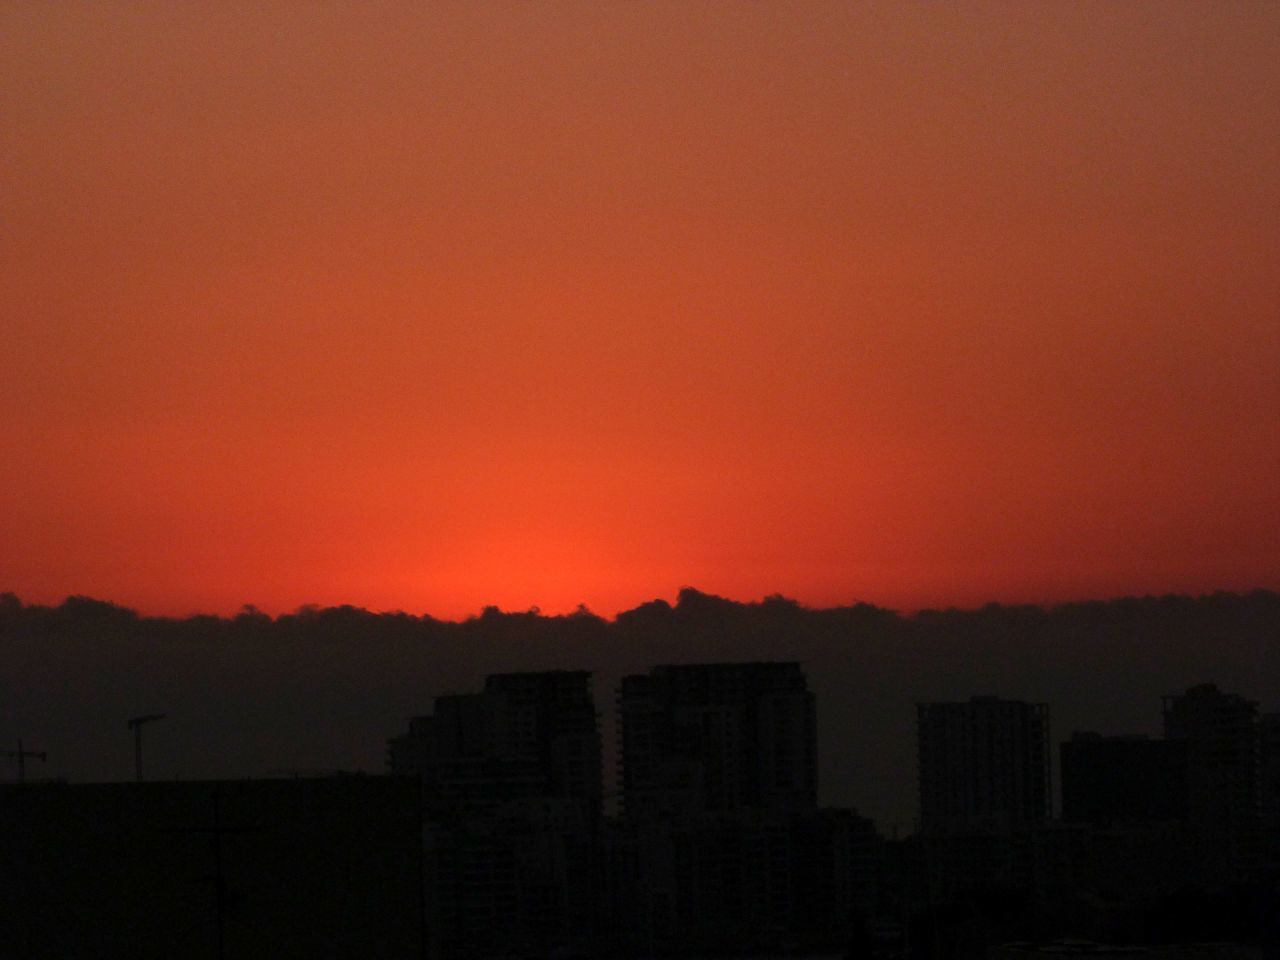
[3,2,1278,619]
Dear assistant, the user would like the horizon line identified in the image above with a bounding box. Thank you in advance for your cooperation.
[4,583,1276,626]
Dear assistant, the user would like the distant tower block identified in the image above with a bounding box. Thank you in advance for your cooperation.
[617,662,817,819]
[1162,683,1262,879]
[916,696,1050,834]
[1060,731,1188,825]
[387,670,602,820]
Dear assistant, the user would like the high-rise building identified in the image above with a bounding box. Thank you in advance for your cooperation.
[483,671,603,816]
[1261,713,1280,862]
[388,670,602,819]
[617,662,817,819]
[917,696,1050,834]
[1060,732,1188,824]
[1162,683,1261,878]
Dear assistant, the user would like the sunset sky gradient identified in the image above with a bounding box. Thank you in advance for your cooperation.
[3,3,1278,618]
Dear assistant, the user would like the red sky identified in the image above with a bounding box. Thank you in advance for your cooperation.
[3,3,1277,619]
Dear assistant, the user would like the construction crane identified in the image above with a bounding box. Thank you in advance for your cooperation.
[2,739,46,783]
[127,713,167,782]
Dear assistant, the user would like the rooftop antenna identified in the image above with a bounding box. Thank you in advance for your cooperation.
[128,714,167,782]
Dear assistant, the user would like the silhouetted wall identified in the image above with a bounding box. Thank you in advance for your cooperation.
[0,777,425,959]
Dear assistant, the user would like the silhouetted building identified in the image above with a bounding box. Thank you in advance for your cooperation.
[1162,683,1261,880]
[607,662,884,955]
[1074,816,1205,905]
[885,822,1084,939]
[425,798,600,960]
[1060,732,1188,825]
[388,670,602,820]
[1262,712,1280,862]
[484,671,603,820]
[0,777,425,960]
[917,696,1050,834]
[617,662,817,819]
[389,672,604,958]
[600,807,881,957]
[993,941,1263,960]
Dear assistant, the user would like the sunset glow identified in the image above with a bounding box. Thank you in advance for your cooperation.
[3,3,1278,618]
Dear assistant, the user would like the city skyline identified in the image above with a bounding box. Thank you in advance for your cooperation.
[6,3,1278,953]
[7,662,1276,955]
[3,587,1276,833]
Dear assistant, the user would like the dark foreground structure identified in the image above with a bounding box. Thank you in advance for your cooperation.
[6,666,1278,959]
[0,776,426,959]
[389,664,882,957]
